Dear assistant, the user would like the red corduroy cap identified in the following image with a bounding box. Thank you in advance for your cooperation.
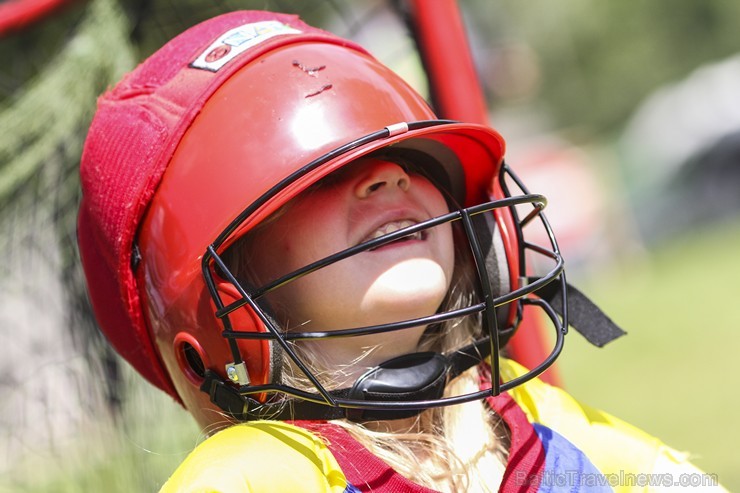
[77,11,368,401]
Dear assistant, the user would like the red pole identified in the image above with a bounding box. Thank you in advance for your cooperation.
[0,0,79,37]
[407,0,489,125]
[407,0,561,386]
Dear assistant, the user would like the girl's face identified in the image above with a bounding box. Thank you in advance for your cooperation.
[246,157,455,376]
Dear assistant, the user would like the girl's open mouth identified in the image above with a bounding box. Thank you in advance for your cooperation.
[363,219,427,251]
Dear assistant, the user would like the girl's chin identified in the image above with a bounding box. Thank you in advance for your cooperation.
[361,258,450,310]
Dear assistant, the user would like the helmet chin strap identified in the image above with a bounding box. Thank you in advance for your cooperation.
[201,278,626,422]
[201,336,493,422]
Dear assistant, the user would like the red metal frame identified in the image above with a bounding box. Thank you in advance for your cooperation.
[0,0,78,37]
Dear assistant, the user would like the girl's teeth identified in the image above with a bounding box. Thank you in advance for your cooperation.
[371,220,417,239]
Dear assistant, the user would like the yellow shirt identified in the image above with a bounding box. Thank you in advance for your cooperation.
[160,359,725,492]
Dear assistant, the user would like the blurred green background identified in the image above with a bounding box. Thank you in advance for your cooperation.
[561,218,740,490]
[1,0,738,491]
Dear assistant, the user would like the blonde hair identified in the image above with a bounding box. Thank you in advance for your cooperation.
[334,370,509,492]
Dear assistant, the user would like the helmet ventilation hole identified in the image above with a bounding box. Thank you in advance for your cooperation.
[174,333,211,386]
[183,342,206,378]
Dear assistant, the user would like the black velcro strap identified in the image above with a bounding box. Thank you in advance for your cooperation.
[201,371,252,420]
[533,278,627,347]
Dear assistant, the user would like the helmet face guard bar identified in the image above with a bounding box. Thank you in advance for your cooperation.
[200,121,569,421]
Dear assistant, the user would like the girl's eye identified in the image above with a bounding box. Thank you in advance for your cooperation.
[305,171,344,193]
[397,161,413,174]
[398,160,427,179]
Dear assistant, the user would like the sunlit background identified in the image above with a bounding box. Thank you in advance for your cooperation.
[1,0,738,491]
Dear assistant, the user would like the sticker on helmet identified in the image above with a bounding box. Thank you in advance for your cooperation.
[191,21,301,72]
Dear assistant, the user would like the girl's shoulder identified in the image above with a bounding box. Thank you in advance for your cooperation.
[158,420,353,493]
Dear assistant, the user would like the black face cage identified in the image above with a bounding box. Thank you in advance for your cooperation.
[200,120,568,421]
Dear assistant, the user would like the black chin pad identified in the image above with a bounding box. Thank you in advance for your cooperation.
[348,352,448,420]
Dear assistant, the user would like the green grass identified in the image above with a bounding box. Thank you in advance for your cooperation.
[558,217,740,491]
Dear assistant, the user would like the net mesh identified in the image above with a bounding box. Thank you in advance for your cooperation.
[0,0,428,489]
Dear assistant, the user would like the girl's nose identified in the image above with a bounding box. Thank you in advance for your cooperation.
[354,160,410,199]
